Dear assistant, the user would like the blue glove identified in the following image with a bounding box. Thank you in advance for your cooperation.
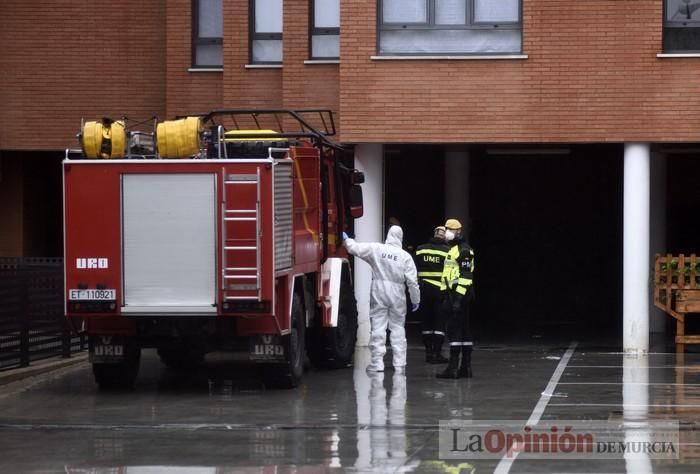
[342,232,349,241]
[411,303,419,312]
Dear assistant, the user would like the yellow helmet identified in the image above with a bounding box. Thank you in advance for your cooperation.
[444,218,462,230]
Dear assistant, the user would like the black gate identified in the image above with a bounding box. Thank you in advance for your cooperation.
[0,257,85,371]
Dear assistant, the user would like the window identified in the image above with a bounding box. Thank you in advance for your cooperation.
[378,0,521,55]
[250,0,283,64]
[193,0,223,67]
[311,0,340,59]
[664,0,700,52]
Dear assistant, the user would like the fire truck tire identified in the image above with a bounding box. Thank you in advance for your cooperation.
[92,341,141,389]
[307,277,358,369]
[263,293,305,389]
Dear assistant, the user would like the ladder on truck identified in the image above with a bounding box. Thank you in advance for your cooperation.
[222,169,261,301]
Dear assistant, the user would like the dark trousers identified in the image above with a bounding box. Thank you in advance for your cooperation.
[418,282,445,337]
[445,291,472,347]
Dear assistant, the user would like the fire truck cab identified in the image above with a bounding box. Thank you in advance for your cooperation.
[63,110,363,389]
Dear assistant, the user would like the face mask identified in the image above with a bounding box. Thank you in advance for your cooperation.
[445,230,455,242]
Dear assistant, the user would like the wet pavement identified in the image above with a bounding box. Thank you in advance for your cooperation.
[0,337,699,473]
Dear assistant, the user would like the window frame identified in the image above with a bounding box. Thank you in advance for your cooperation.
[192,0,224,68]
[665,0,700,26]
[249,0,284,65]
[377,0,522,56]
[471,0,521,27]
[663,0,700,53]
[309,0,340,60]
[381,0,429,26]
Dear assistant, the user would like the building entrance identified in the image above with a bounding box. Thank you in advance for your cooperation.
[384,144,624,341]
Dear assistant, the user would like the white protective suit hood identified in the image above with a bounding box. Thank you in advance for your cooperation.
[385,225,403,248]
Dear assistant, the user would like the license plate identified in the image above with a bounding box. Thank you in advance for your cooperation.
[69,289,116,300]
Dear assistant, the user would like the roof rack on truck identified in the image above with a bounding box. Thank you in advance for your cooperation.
[66,109,341,161]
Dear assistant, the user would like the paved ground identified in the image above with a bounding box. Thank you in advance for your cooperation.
[0,336,699,473]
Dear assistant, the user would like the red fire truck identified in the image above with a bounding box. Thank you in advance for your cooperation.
[63,110,363,389]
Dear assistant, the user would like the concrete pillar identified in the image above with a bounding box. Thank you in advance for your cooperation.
[650,153,667,336]
[353,144,383,347]
[623,143,650,354]
[444,147,470,231]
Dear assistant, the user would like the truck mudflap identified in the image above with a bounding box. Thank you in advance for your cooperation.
[89,336,126,363]
[249,335,286,362]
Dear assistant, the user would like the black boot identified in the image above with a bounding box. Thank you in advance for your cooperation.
[431,335,448,364]
[458,346,473,378]
[436,347,460,379]
[423,334,434,363]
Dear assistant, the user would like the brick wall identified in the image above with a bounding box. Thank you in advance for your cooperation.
[223,0,282,108]
[0,1,168,151]
[3,1,700,149]
[282,0,339,122]
[339,0,700,144]
[166,0,223,118]
[221,0,338,131]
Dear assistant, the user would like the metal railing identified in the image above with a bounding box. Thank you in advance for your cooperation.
[0,257,85,371]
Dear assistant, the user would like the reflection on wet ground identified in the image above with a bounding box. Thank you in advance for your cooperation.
[1,340,700,472]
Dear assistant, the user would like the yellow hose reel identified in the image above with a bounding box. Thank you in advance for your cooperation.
[80,119,126,159]
[156,116,202,158]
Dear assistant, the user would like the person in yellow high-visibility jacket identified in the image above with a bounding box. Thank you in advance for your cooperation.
[437,218,475,379]
[415,225,450,364]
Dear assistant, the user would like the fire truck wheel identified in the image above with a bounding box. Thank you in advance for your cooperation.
[263,292,305,389]
[307,276,358,369]
[92,341,141,389]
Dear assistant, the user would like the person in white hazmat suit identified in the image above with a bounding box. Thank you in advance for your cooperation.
[343,226,420,372]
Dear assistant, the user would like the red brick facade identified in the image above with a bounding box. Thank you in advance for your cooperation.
[0,1,167,151]
[340,0,700,143]
[3,1,696,150]
[167,0,224,118]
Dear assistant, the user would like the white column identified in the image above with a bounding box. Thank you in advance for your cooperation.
[444,147,470,227]
[649,153,667,335]
[353,144,383,347]
[623,143,650,354]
